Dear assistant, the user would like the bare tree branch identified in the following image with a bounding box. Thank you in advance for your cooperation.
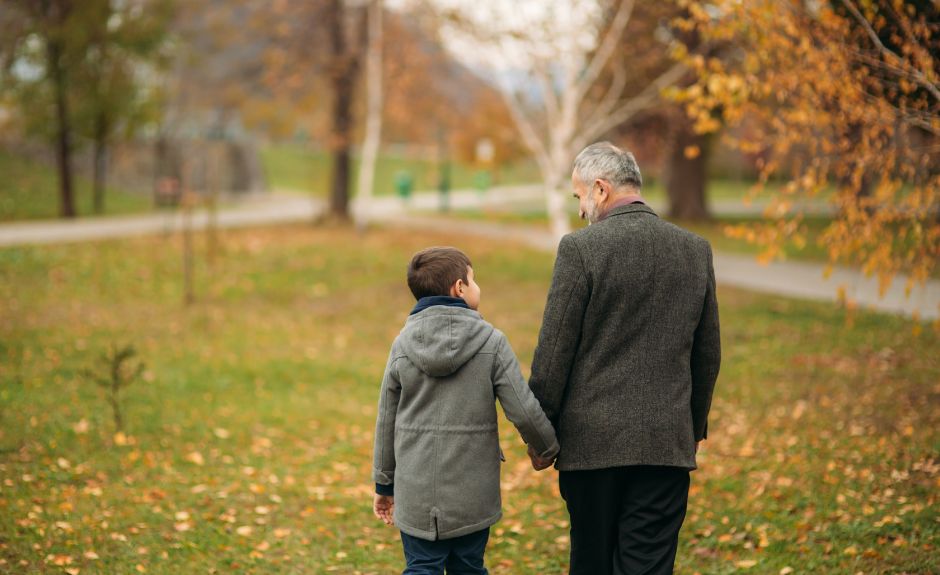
[533,61,560,128]
[502,88,551,174]
[581,63,627,134]
[839,0,940,103]
[573,0,636,104]
[577,61,687,148]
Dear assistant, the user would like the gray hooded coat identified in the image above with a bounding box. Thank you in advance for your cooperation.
[372,306,559,541]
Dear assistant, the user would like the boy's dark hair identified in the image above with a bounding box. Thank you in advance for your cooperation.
[407,247,472,300]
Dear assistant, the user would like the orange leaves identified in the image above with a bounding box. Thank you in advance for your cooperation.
[46,553,73,566]
[184,451,205,466]
[676,0,940,296]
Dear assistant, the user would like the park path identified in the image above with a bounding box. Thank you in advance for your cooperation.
[0,187,936,320]
[0,186,542,247]
[379,213,940,321]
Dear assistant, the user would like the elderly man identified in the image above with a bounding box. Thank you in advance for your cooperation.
[528,142,721,575]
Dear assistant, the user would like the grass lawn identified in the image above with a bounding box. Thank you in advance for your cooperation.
[0,151,152,222]
[1,224,936,574]
[260,145,542,195]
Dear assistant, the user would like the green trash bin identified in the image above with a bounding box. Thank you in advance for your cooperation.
[395,170,413,202]
[473,170,491,196]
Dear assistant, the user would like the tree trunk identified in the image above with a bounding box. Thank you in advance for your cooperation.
[48,38,76,218]
[92,113,108,214]
[665,117,710,221]
[325,0,362,222]
[355,0,383,229]
[544,165,571,241]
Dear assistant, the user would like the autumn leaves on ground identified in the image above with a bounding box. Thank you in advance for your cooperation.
[1,225,937,574]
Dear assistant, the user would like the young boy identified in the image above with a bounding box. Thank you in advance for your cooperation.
[372,246,559,575]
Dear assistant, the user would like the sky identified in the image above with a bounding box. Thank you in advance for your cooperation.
[389,0,605,74]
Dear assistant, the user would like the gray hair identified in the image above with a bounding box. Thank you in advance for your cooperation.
[572,142,642,190]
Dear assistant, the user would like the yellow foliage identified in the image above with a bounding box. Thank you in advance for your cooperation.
[674,0,939,295]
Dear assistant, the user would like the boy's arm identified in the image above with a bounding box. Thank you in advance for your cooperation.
[493,334,559,460]
[529,235,589,424]
[372,348,402,494]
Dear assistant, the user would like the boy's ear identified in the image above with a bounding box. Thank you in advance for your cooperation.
[449,278,464,298]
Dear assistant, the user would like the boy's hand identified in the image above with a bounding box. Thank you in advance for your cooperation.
[527,445,555,471]
[373,494,394,526]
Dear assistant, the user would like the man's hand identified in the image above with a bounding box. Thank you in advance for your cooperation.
[373,494,394,526]
[527,445,555,471]
[695,441,702,454]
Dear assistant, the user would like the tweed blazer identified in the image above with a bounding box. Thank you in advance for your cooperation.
[529,203,720,471]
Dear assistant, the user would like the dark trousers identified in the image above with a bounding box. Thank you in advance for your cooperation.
[400,528,489,575]
[559,465,690,575]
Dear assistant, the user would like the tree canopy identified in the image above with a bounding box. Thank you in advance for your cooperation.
[676,0,939,300]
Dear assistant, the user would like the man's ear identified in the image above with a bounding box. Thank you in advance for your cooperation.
[594,179,608,198]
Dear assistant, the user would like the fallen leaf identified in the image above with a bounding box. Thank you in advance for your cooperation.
[46,554,73,566]
[184,452,205,466]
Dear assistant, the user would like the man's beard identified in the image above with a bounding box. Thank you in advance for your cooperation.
[583,195,601,224]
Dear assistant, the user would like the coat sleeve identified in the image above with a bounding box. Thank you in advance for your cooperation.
[372,347,402,491]
[690,243,721,441]
[528,234,590,424]
[493,334,560,459]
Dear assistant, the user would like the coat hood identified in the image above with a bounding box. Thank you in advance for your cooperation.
[398,306,494,377]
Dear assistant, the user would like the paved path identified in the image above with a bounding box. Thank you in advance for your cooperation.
[1,188,935,320]
[0,186,542,247]
[380,213,940,322]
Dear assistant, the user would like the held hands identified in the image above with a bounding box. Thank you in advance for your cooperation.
[373,494,394,526]
[527,445,555,471]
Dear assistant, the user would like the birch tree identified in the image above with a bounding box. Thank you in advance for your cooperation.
[355,0,383,229]
[440,0,687,238]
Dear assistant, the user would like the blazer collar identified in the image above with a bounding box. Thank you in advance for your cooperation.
[604,203,658,219]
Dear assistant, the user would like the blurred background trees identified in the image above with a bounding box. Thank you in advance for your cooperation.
[0,0,172,217]
[677,0,939,294]
[0,0,936,294]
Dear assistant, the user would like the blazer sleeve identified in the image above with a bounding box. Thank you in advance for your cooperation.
[528,234,590,424]
[690,243,721,441]
[492,333,560,459]
[372,347,402,491]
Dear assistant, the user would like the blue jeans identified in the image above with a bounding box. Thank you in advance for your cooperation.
[400,528,490,575]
